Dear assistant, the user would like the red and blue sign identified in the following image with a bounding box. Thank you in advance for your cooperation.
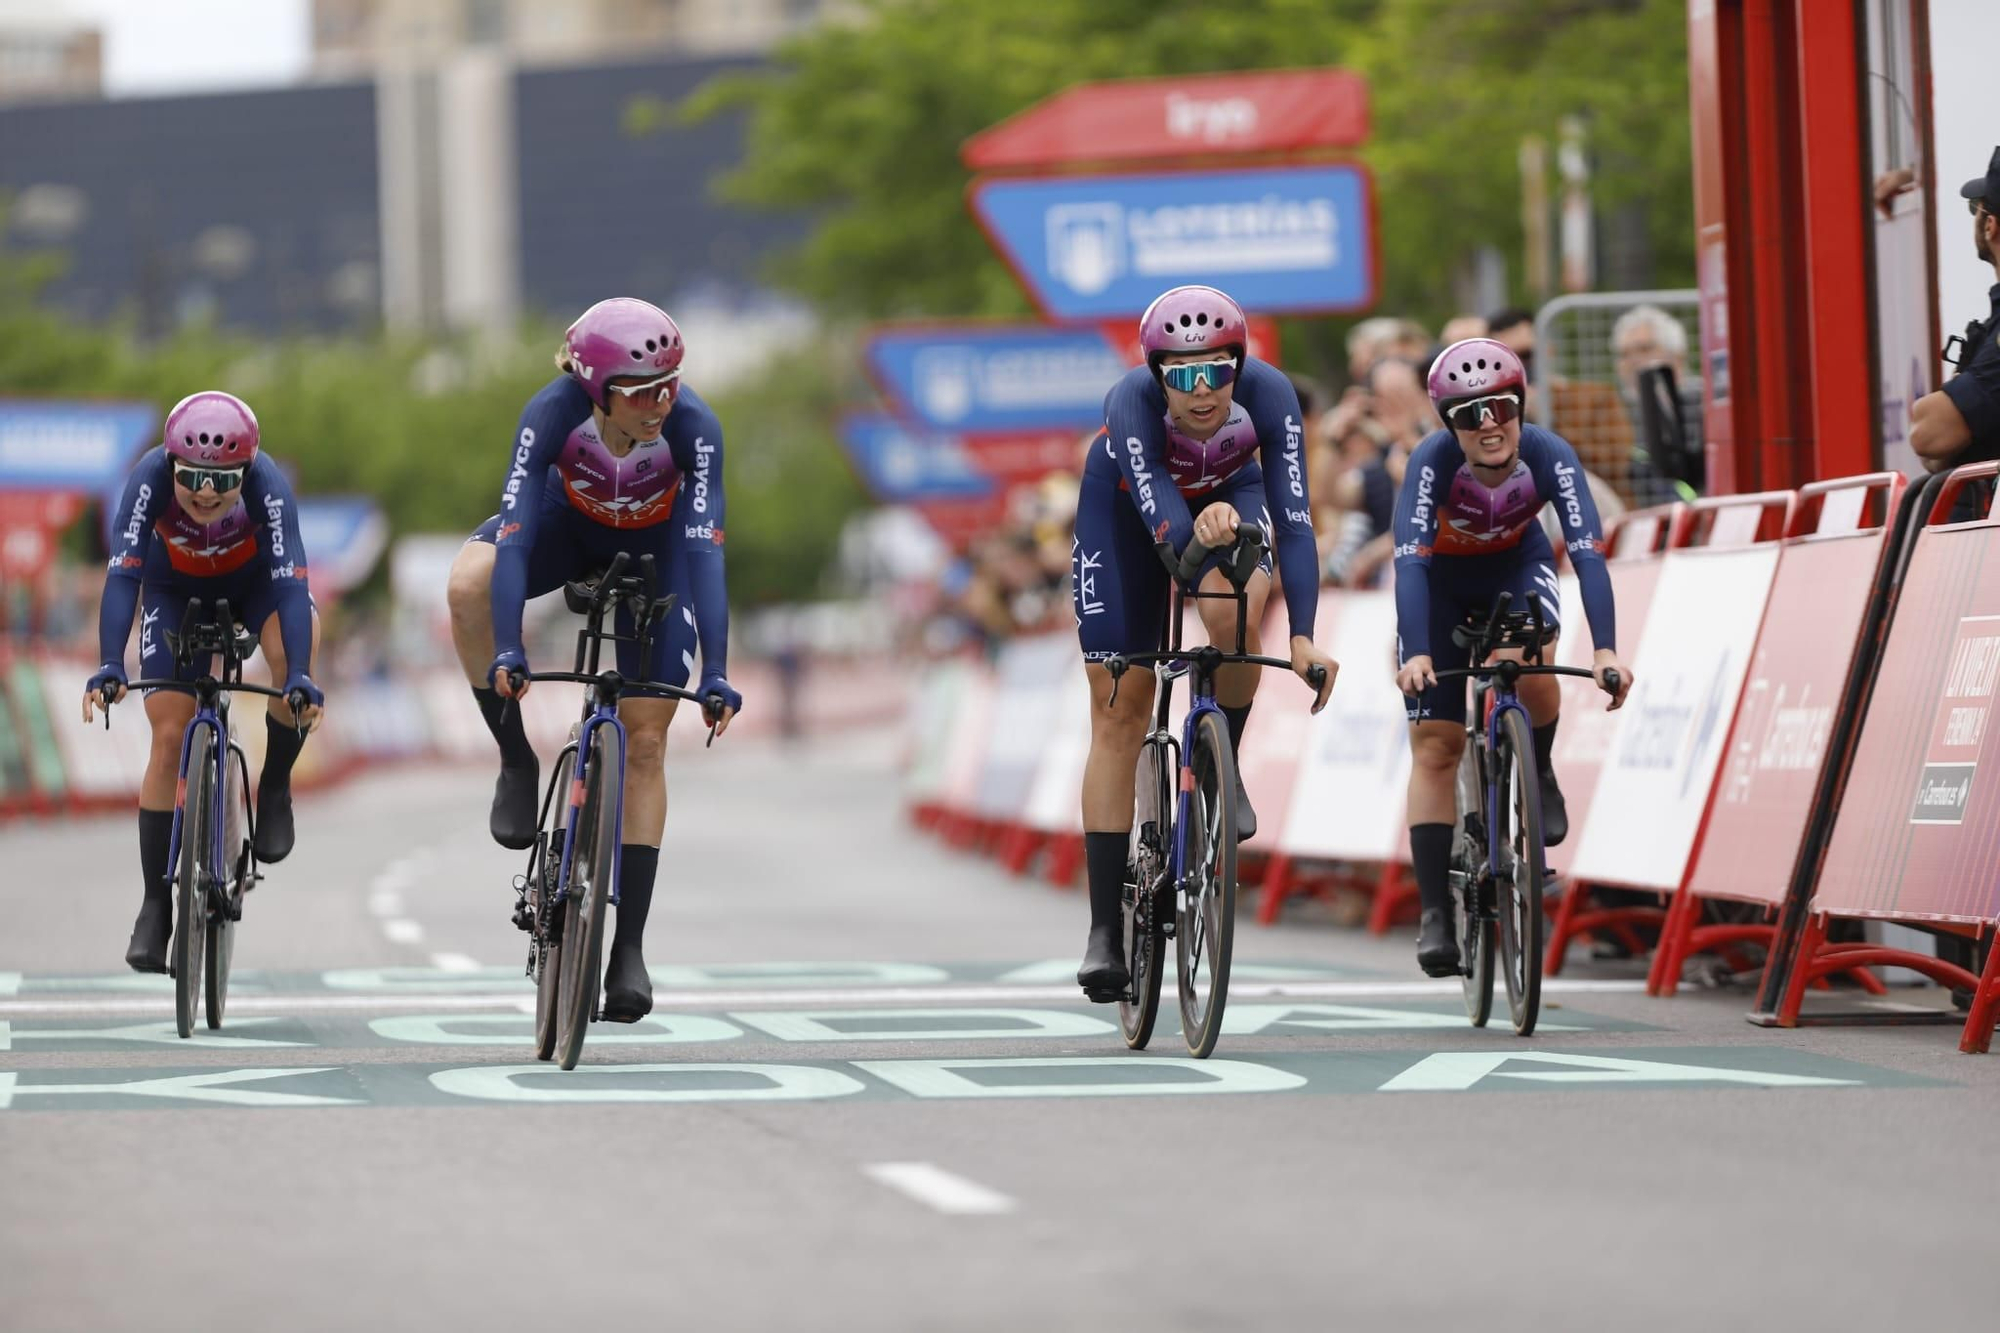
[0,401,157,494]
[837,415,996,504]
[866,323,1126,434]
[969,163,1377,320]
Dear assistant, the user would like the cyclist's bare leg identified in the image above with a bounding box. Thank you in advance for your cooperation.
[604,693,678,1019]
[141,690,198,811]
[1406,720,1464,826]
[1078,662,1156,994]
[1194,566,1271,708]
[445,539,498,688]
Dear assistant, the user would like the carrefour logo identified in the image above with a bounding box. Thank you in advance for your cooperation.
[1046,195,1339,296]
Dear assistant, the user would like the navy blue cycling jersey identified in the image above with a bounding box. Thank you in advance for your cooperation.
[488,376,729,682]
[1391,424,1615,661]
[98,447,314,678]
[1099,357,1318,640]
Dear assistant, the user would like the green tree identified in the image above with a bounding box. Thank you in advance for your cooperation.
[685,0,1693,345]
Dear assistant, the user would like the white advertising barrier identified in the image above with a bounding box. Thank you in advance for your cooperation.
[1022,668,1090,835]
[1275,589,1411,861]
[41,654,150,797]
[937,666,998,817]
[902,661,970,807]
[422,672,493,762]
[1247,588,1336,850]
[1568,544,1780,889]
[972,633,1077,822]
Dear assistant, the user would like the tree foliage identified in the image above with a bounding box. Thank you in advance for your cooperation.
[686,0,1693,341]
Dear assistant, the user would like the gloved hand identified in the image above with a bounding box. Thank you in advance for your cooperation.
[489,649,530,699]
[698,674,742,735]
[82,663,128,725]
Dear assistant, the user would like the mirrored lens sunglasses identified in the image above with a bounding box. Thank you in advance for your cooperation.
[173,464,247,495]
[607,370,682,406]
[1444,393,1524,431]
[1160,359,1239,393]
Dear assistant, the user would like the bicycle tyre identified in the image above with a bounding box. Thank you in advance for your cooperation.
[532,748,577,1062]
[1453,737,1495,1027]
[1119,736,1171,1049]
[554,727,620,1071]
[1495,709,1547,1036]
[173,726,213,1039]
[1176,709,1237,1059]
[205,748,251,1030]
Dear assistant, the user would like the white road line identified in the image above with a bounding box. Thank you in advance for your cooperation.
[430,953,481,973]
[382,920,425,946]
[0,977,1648,1020]
[864,1162,1015,1216]
[367,890,404,918]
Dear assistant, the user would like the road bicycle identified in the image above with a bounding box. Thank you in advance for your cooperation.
[1101,527,1326,1058]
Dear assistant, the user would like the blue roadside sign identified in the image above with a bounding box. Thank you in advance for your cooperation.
[866,323,1126,433]
[837,416,996,504]
[969,163,1376,319]
[298,496,390,595]
[0,401,156,493]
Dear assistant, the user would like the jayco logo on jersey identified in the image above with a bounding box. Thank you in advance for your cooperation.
[1282,413,1305,498]
[1124,436,1158,514]
[502,428,537,512]
[691,437,714,514]
[1413,465,1437,530]
[263,494,287,558]
[1554,459,1584,528]
[123,484,153,548]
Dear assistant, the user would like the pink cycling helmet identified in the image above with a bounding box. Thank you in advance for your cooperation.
[563,297,685,408]
[1426,337,1527,415]
[163,391,259,466]
[1138,285,1249,372]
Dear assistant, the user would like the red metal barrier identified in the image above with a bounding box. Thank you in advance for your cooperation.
[1780,464,2000,1052]
[1653,474,1905,995]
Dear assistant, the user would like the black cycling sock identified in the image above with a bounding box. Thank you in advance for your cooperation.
[261,712,307,789]
[613,844,659,951]
[1410,823,1455,917]
[1220,702,1253,756]
[1084,831,1129,933]
[139,807,174,906]
[473,686,538,770]
[1533,718,1559,778]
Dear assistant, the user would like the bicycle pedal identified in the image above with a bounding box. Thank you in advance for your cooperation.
[1082,987,1125,1005]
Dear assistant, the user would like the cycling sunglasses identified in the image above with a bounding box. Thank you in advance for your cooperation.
[607,369,681,406]
[1160,358,1239,393]
[1444,392,1524,432]
[173,464,247,495]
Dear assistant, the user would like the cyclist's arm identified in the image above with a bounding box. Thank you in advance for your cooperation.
[488,395,571,662]
[1524,428,1617,652]
[1390,434,1450,661]
[670,401,730,684]
[246,457,317,679]
[1241,360,1318,640]
[1102,369,1196,556]
[96,451,169,670]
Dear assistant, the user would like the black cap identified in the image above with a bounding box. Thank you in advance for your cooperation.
[1959,146,2000,206]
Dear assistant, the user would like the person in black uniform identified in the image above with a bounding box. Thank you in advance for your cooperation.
[1912,147,2000,473]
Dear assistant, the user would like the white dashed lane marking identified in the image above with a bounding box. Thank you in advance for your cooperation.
[864,1162,1016,1216]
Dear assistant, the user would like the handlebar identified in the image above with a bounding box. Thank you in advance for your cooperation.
[517,670,733,748]
[1160,524,1266,588]
[1104,645,1323,710]
[102,679,313,732]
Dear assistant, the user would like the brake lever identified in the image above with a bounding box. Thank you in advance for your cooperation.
[1105,656,1127,709]
[286,688,313,736]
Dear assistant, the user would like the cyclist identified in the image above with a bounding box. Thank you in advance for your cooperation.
[1073,284,1338,998]
[1391,338,1633,977]
[445,296,741,1024]
[80,391,325,973]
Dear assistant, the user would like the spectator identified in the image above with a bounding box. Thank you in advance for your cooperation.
[1485,307,1542,423]
[1612,304,1703,503]
[1912,145,2000,481]
[1345,316,1404,385]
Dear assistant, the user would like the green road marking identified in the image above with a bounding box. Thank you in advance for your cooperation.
[0,1047,1944,1111]
[732,1008,1117,1042]
[0,973,19,997]
[993,959,1370,985]
[1,1017,308,1050]
[320,967,532,994]
[654,962,952,988]
[1224,1003,1591,1034]
[367,1013,740,1045]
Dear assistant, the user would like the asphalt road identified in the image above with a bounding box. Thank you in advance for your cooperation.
[2,730,1993,1332]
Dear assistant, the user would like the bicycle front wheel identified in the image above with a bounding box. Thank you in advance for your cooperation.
[1453,734,1495,1027]
[1176,709,1238,1059]
[1495,709,1547,1036]
[205,743,252,1030]
[173,726,214,1039]
[554,727,621,1071]
[1119,736,1172,1049]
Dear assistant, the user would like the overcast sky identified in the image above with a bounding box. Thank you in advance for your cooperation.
[19,0,311,97]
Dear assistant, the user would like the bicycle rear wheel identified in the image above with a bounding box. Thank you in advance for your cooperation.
[1453,735,1495,1027]
[1495,709,1547,1036]
[554,726,621,1071]
[1118,736,1172,1049]
[173,726,214,1040]
[1176,710,1237,1059]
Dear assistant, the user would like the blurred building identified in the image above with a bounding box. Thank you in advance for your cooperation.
[0,13,101,102]
[312,0,849,73]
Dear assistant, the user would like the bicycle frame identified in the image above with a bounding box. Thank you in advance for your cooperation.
[1469,665,1536,879]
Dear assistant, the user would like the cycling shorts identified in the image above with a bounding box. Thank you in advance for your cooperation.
[1401,523,1561,727]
